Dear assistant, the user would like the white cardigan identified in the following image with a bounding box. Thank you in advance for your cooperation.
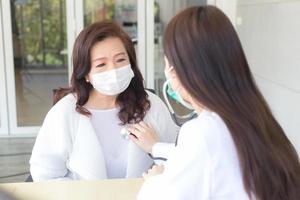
[30,92,178,181]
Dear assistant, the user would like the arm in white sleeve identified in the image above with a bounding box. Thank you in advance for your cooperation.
[29,102,74,181]
[151,142,176,161]
[139,141,205,200]
[138,120,210,200]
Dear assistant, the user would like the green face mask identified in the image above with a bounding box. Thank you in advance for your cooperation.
[164,68,194,110]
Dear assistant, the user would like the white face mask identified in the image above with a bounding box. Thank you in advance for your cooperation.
[91,64,134,96]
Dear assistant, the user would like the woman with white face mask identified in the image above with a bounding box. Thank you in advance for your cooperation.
[29,21,179,181]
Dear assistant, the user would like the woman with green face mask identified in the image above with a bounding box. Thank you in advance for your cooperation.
[132,5,300,200]
[162,63,198,127]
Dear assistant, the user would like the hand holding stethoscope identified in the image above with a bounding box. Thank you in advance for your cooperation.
[126,121,160,154]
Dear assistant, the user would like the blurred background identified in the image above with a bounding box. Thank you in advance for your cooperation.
[0,0,299,183]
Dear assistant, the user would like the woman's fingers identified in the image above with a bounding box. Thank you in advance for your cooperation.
[142,165,165,180]
[127,121,159,153]
[142,172,149,180]
[139,121,150,128]
[129,134,139,144]
[147,122,153,128]
[127,127,142,138]
[133,123,147,133]
[127,121,149,137]
[152,165,158,170]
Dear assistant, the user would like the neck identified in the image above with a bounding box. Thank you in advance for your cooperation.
[189,97,204,114]
[85,89,118,110]
[194,104,204,114]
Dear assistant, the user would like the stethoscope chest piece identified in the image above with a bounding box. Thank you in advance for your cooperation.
[120,127,130,140]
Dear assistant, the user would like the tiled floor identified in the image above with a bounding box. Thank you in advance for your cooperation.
[0,138,35,183]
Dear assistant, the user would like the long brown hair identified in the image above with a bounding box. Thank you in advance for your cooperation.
[163,6,300,200]
[54,21,150,124]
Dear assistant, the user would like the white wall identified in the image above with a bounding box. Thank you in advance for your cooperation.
[233,0,300,154]
[214,0,237,25]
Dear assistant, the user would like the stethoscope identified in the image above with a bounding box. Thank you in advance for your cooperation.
[120,81,198,140]
[162,81,198,127]
[120,127,131,140]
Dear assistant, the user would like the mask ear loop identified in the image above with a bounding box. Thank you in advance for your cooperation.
[163,80,197,127]
[163,80,175,114]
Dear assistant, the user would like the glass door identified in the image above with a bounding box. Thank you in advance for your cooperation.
[2,0,69,135]
[0,0,143,136]
[2,0,205,136]
[148,0,207,115]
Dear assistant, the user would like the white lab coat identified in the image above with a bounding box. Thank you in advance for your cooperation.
[29,91,178,181]
[138,109,250,200]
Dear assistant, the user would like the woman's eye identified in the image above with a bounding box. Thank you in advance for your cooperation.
[96,63,105,68]
[117,58,126,63]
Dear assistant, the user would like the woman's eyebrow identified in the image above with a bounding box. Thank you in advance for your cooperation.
[114,52,126,58]
[92,57,106,62]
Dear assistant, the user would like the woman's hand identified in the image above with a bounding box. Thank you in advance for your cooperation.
[127,121,159,153]
[143,165,164,180]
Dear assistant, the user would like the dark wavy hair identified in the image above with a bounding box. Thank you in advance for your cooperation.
[163,5,300,200]
[54,21,150,124]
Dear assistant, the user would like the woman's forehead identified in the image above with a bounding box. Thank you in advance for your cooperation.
[90,37,127,60]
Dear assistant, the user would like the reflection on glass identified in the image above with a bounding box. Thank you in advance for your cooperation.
[11,0,68,126]
[84,0,138,41]
[154,0,206,115]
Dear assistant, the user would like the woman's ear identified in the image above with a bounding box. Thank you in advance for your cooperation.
[170,70,181,90]
[170,69,177,79]
[164,56,172,71]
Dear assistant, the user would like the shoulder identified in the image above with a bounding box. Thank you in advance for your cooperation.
[146,90,168,112]
[179,110,227,144]
[179,110,233,155]
[181,110,224,133]
[47,93,77,117]
[39,94,79,140]
[53,93,76,110]
[145,90,172,121]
